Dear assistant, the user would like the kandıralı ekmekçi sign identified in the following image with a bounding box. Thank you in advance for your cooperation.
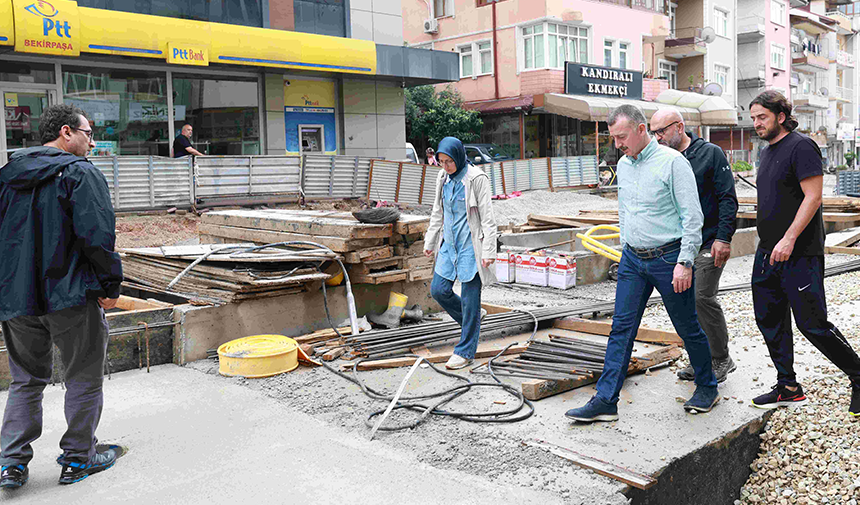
[564,63,643,99]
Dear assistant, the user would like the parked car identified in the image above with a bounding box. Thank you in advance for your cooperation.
[404,142,419,163]
[463,143,512,165]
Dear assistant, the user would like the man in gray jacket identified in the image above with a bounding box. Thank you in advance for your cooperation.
[0,104,123,488]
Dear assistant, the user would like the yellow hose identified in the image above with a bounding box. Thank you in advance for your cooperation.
[576,225,622,263]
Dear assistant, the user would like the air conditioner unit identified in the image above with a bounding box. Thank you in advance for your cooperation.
[424,18,439,34]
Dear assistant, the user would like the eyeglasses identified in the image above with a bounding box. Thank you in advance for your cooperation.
[649,121,680,138]
[71,127,94,140]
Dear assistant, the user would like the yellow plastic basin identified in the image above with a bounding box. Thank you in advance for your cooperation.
[218,334,299,378]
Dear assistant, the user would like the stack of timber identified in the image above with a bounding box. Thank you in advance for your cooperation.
[499,210,619,233]
[198,209,432,285]
[738,196,860,226]
[119,244,332,303]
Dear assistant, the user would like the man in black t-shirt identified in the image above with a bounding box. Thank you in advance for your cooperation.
[749,90,860,417]
[173,124,203,158]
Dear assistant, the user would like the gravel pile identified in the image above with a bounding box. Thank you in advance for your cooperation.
[491,190,617,226]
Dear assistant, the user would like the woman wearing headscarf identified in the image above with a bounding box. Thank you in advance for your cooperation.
[423,137,498,369]
[425,147,439,166]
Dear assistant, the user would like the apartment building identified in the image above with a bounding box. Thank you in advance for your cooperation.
[403,0,736,161]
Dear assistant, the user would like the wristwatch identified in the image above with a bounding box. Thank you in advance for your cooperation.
[677,260,693,268]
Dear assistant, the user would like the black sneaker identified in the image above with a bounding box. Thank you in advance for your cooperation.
[676,364,694,381]
[850,384,860,417]
[713,356,737,383]
[0,465,28,489]
[751,384,808,409]
[58,445,120,485]
[684,385,720,413]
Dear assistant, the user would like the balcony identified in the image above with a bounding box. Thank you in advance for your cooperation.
[794,93,830,109]
[825,10,853,35]
[738,64,766,89]
[835,85,854,102]
[665,27,707,59]
[595,0,669,15]
[790,0,809,6]
[792,52,831,72]
[837,50,855,68]
[791,9,838,35]
[738,15,766,43]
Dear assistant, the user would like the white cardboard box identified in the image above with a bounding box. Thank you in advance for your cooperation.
[496,251,516,283]
[515,254,549,287]
[548,255,577,290]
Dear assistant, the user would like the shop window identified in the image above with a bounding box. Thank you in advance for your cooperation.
[0,61,56,84]
[172,75,260,155]
[77,0,263,27]
[62,68,169,156]
[480,114,521,159]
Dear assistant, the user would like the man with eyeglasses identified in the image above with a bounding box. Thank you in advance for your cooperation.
[0,104,123,488]
[649,109,739,383]
[564,105,719,423]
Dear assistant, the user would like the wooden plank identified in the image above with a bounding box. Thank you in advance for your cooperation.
[201,210,393,239]
[342,246,393,264]
[349,269,409,285]
[521,345,682,401]
[322,347,346,361]
[405,255,434,269]
[348,343,529,371]
[481,303,513,315]
[394,240,425,257]
[825,245,860,256]
[553,317,685,347]
[407,266,434,282]
[527,214,590,228]
[523,439,657,490]
[348,257,404,276]
[569,215,620,225]
[115,295,171,311]
[825,227,860,248]
[394,218,430,236]
[197,223,383,253]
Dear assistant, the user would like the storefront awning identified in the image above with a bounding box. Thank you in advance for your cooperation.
[536,89,737,127]
[464,96,534,114]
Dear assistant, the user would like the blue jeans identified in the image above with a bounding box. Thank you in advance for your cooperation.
[595,247,717,404]
[431,273,482,359]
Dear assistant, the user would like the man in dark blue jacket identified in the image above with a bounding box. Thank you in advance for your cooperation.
[649,109,739,382]
[0,104,123,488]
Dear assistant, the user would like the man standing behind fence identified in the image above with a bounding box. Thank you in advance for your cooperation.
[0,104,123,488]
[649,109,739,383]
[564,104,719,423]
[173,124,204,157]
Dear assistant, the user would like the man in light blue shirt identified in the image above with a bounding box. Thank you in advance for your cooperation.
[565,104,719,423]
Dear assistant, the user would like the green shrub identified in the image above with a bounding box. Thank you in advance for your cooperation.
[835,164,849,172]
[732,161,754,172]
[845,151,856,168]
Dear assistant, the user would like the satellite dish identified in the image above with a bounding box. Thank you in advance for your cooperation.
[819,87,830,97]
[701,27,717,44]
[703,82,723,96]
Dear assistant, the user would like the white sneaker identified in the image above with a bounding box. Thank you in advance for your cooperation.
[445,354,473,370]
[480,308,488,321]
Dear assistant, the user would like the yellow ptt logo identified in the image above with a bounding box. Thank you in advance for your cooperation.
[24,0,57,17]
[25,0,71,38]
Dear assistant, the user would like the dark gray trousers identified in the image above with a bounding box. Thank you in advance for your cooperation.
[694,246,731,360]
[0,300,108,466]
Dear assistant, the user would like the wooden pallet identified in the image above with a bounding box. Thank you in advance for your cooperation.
[349,268,409,285]
[198,223,384,252]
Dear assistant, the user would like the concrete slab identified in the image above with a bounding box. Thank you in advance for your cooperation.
[0,365,560,505]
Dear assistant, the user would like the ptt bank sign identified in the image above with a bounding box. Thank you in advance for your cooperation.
[167,43,209,66]
[13,0,81,56]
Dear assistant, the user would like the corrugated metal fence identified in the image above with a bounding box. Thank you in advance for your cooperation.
[91,156,194,211]
[836,170,860,195]
[366,156,599,205]
[92,154,600,211]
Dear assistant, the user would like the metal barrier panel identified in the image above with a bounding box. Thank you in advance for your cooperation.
[302,155,373,199]
[396,162,426,205]
[91,156,192,210]
[195,156,301,198]
[836,171,860,195]
[366,160,399,202]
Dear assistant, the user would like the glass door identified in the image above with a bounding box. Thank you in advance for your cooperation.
[2,89,56,165]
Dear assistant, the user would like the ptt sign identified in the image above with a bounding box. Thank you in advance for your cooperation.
[13,0,80,56]
[167,43,209,66]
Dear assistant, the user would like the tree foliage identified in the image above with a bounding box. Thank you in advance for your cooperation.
[405,85,483,154]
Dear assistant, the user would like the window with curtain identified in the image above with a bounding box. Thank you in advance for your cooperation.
[478,41,493,74]
[523,24,545,69]
[604,40,614,67]
[714,8,729,37]
[619,42,629,69]
[658,60,678,89]
[547,24,589,68]
[459,45,473,78]
[714,64,729,89]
